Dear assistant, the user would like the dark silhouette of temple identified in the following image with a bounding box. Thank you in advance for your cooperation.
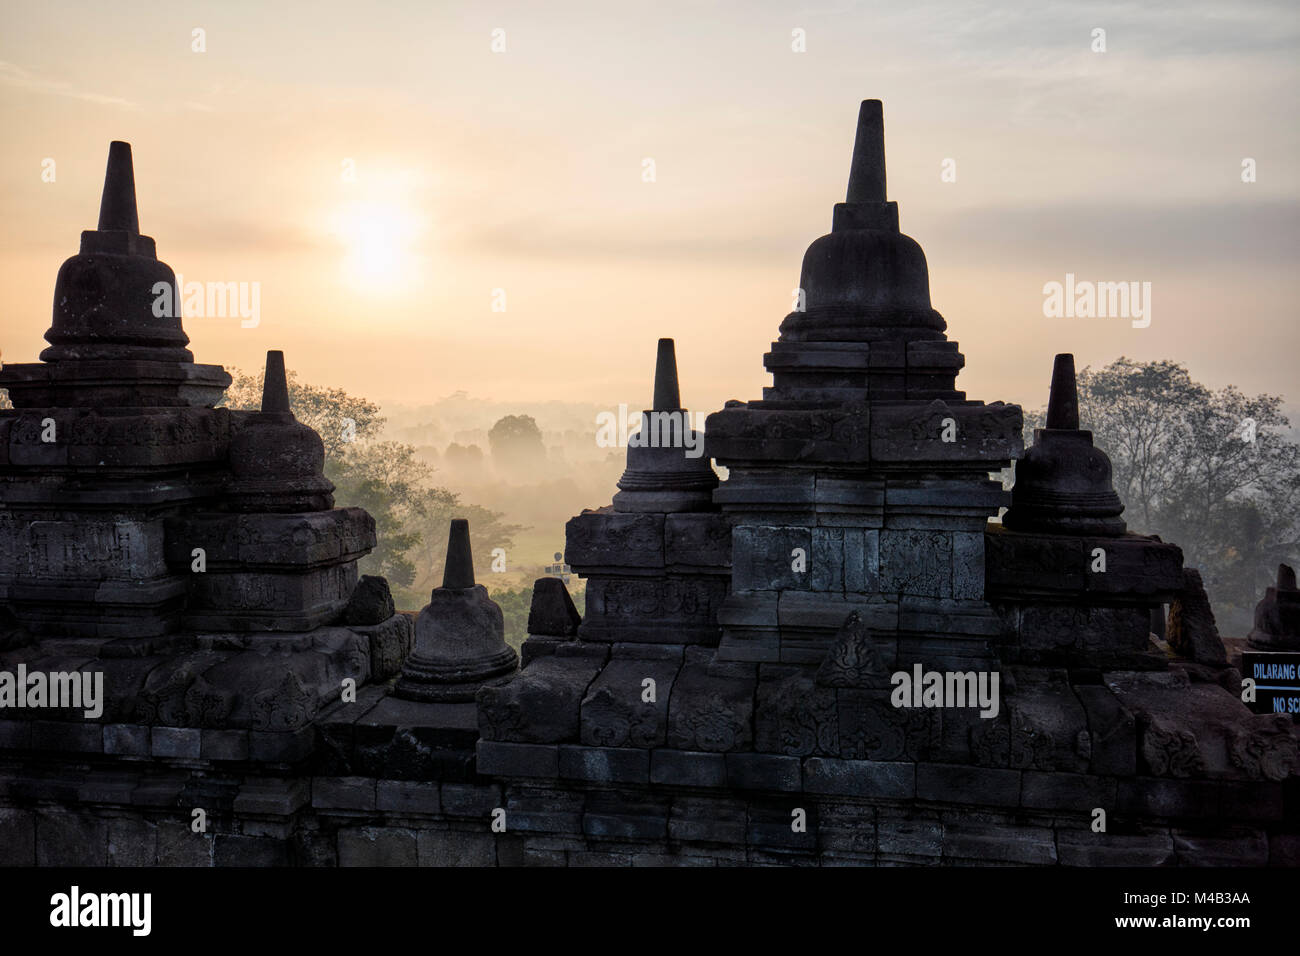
[0,105,1295,867]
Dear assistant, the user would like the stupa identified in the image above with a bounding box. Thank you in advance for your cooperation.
[0,142,234,636]
[987,355,1182,670]
[1002,354,1125,535]
[227,350,334,513]
[2,142,230,408]
[565,338,729,644]
[394,519,519,701]
[0,141,402,735]
[611,338,718,513]
[1248,564,1300,651]
[478,338,732,751]
[706,99,1022,669]
[169,349,372,631]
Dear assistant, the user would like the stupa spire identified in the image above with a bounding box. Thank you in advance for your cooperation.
[1045,354,1079,430]
[653,338,682,411]
[97,141,140,235]
[845,99,886,203]
[260,350,292,416]
[830,99,900,234]
[443,518,476,589]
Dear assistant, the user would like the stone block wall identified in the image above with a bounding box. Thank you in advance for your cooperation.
[1,755,1293,867]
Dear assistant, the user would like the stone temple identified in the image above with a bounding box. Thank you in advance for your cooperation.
[0,106,1295,867]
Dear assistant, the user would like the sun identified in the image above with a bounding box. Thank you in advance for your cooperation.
[331,199,423,293]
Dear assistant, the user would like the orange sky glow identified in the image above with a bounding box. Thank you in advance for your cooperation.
[2,0,1296,420]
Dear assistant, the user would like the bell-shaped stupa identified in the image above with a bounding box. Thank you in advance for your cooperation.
[764,100,964,403]
[705,99,1023,666]
[612,338,718,513]
[0,142,377,639]
[1248,563,1300,651]
[1003,353,1126,536]
[1,142,230,408]
[228,350,335,512]
[395,519,519,702]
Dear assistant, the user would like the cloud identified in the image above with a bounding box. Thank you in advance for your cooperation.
[459,220,796,264]
[439,196,1300,273]
[927,199,1300,269]
[0,59,139,110]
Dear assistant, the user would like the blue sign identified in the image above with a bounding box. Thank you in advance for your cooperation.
[1242,651,1300,715]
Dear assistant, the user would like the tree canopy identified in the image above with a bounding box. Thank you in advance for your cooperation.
[1025,357,1300,632]
[221,368,523,608]
[488,414,547,472]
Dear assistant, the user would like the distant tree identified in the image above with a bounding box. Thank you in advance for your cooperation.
[325,443,452,596]
[1024,357,1300,630]
[489,586,533,652]
[444,442,484,465]
[221,370,520,609]
[488,414,546,471]
[444,442,479,459]
[1077,360,1207,531]
[336,476,422,590]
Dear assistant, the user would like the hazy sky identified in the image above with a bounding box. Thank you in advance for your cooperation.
[1,0,1296,419]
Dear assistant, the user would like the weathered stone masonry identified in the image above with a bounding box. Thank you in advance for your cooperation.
[0,108,1296,867]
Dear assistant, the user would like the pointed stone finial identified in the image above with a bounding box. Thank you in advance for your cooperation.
[831,100,899,233]
[653,338,682,411]
[1045,353,1079,430]
[443,518,475,589]
[341,575,396,626]
[845,100,886,204]
[97,141,140,235]
[520,575,582,665]
[527,577,582,637]
[1248,561,1300,650]
[260,350,292,416]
